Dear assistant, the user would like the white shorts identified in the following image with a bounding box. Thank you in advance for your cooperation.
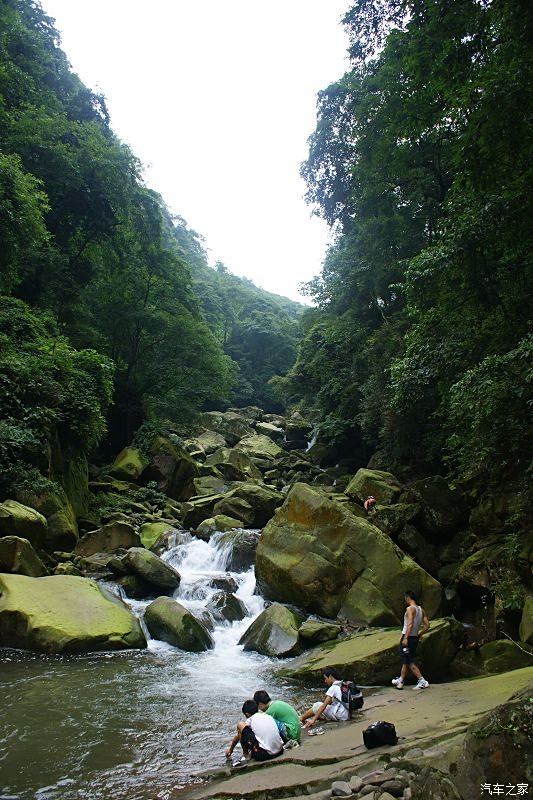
[312,702,342,721]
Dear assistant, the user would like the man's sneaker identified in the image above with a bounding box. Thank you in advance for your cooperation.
[391,677,404,689]
[413,678,429,690]
[283,739,300,750]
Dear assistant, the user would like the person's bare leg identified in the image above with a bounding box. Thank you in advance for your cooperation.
[409,663,422,680]
[401,664,410,681]
[300,708,314,723]
[236,721,249,755]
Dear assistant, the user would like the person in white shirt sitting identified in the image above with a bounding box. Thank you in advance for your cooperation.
[300,667,350,729]
[225,699,284,762]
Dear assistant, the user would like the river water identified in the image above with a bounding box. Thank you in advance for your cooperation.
[0,531,311,800]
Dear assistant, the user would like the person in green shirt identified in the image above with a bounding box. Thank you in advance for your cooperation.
[253,690,301,743]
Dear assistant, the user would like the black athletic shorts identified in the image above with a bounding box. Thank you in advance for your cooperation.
[241,725,283,762]
[399,635,419,664]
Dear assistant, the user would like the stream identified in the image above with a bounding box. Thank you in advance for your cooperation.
[0,531,310,800]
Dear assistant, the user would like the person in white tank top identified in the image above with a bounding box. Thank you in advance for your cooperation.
[391,590,430,690]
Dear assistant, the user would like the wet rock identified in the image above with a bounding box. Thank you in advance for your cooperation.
[256,482,441,624]
[0,573,146,653]
[144,597,214,651]
[345,469,402,506]
[0,536,48,577]
[279,618,463,683]
[519,595,533,644]
[298,618,341,646]
[141,435,199,501]
[196,515,244,539]
[208,575,238,593]
[450,639,533,678]
[207,591,247,623]
[110,447,148,481]
[75,522,140,557]
[151,529,187,555]
[331,781,352,796]
[234,434,283,461]
[115,573,154,599]
[198,609,216,632]
[0,500,47,549]
[138,521,175,549]
[217,530,260,572]
[239,602,304,657]
[122,547,181,590]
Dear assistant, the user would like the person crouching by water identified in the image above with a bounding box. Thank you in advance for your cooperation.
[392,590,430,690]
[253,690,301,744]
[225,699,284,763]
[299,667,350,729]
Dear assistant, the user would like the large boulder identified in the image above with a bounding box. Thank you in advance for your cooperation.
[234,434,283,461]
[200,411,255,446]
[16,486,78,551]
[345,468,402,505]
[75,522,140,557]
[519,596,533,644]
[207,591,247,623]
[0,536,48,577]
[455,686,533,799]
[194,429,227,455]
[284,419,313,448]
[256,483,442,625]
[0,500,47,549]
[372,503,421,538]
[239,603,304,657]
[110,446,148,482]
[196,515,244,539]
[217,530,260,571]
[0,573,146,653]
[140,436,199,501]
[193,475,230,497]
[138,521,175,550]
[144,597,214,651]
[204,447,262,482]
[256,422,285,442]
[450,639,533,679]
[181,492,227,529]
[122,548,181,590]
[279,618,463,683]
[214,483,284,528]
[397,524,440,576]
[212,495,255,527]
[298,618,342,646]
[408,476,469,541]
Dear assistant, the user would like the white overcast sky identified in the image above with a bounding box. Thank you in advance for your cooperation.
[41,1,351,302]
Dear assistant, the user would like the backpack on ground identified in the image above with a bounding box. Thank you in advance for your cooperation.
[340,680,364,712]
[363,721,398,749]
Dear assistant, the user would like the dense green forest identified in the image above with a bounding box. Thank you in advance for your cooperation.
[0,0,300,497]
[281,0,532,512]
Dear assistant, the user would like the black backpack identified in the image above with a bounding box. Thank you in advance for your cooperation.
[363,721,398,749]
[340,680,364,712]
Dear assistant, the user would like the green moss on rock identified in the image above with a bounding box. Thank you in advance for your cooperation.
[144,596,214,651]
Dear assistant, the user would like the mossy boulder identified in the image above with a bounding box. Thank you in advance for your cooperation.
[207,591,247,623]
[181,492,227,529]
[138,521,175,550]
[0,573,146,653]
[256,422,285,441]
[256,483,442,625]
[204,447,262,482]
[519,596,533,644]
[144,597,214,651]
[450,639,533,678]
[196,515,244,539]
[122,547,181,590]
[195,429,227,454]
[214,483,284,528]
[212,495,255,527]
[193,475,230,497]
[408,476,469,541]
[62,452,90,517]
[141,436,199,501]
[16,487,78,551]
[234,434,283,461]
[285,418,313,448]
[110,447,148,482]
[0,536,48,577]
[397,524,440,576]
[372,503,421,538]
[279,618,463,683]
[0,500,47,549]
[455,686,533,799]
[345,468,402,505]
[75,522,140,557]
[239,603,304,657]
[200,411,255,446]
[298,618,341,646]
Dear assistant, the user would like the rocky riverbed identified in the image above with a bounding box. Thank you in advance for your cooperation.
[0,405,532,798]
